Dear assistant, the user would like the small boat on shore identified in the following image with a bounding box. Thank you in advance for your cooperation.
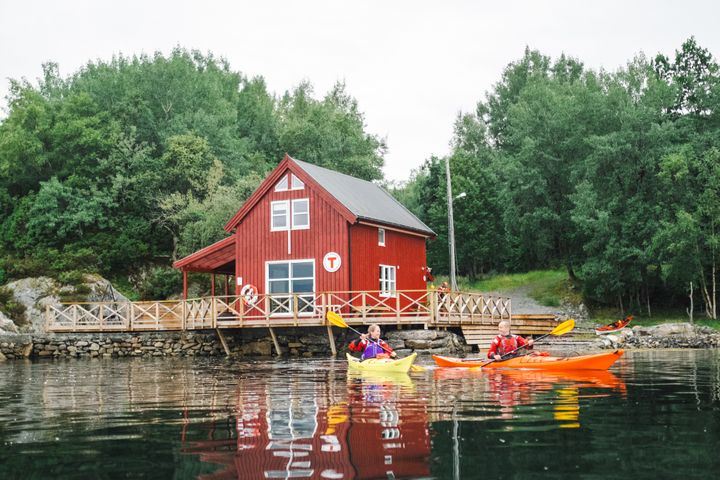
[346,352,418,374]
[432,350,624,371]
[595,315,633,335]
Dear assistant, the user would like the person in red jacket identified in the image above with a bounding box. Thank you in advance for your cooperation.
[348,324,397,360]
[487,321,533,361]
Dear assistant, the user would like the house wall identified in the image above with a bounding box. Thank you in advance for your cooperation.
[349,224,428,293]
[233,170,350,295]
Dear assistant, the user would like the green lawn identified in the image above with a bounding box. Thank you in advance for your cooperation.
[434,269,578,307]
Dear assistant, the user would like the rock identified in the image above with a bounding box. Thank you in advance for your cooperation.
[3,277,62,333]
[0,350,6,361]
[387,330,438,341]
[89,343,100,351]
[405,339,432,349]
[0,311,19,334]
[646,323,695,337]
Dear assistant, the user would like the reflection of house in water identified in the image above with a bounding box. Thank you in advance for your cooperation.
[184,374,431,479]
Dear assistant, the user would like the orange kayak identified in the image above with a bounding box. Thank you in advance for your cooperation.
[432,350,624,371]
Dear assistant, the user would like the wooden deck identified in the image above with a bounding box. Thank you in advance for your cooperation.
[45,290,557,339]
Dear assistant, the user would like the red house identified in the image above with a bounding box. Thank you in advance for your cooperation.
[174,155,435,316]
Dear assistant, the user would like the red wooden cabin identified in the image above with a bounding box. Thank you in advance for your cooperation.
[173,155,435,316]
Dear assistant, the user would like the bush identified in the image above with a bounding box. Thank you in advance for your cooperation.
[0,286,27,325]
[136,267,183,300]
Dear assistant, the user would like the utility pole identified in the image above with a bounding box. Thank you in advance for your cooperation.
[446,157,458,291]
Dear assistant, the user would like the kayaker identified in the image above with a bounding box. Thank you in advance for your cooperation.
[487,321,534,361]
[348,324,397,360]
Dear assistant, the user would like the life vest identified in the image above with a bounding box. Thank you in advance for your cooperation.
[496,335,520,357]
[361,341,386,360]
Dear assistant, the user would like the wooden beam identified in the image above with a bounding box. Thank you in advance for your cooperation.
[183,271,188,300]
[326,325,337,356]
[216,328,231,356]
[268,327,282,356]
[211,273,215,297]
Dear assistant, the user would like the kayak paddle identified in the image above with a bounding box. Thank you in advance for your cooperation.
[469,318,576,370]
[326,311,425,372]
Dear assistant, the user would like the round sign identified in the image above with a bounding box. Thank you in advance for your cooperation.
[323,252,342,273]
[240,284,258,306]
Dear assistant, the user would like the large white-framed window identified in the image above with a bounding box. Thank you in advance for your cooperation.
[292,199,310,230]
[379,264,396,297]
[378,228,385,246]
[290,173,305,190]
[266,259,316,315]
[274,174,289,192]
[271,201,290,231]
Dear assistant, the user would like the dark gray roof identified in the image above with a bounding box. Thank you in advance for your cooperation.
[291,157,435,236]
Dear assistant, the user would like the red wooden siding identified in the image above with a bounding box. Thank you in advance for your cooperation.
[234,168,349,295]
[350,224,428,292]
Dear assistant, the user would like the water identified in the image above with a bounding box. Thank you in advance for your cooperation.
[1,350,719,479]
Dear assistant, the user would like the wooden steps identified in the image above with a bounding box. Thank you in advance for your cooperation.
[461,314,559,349]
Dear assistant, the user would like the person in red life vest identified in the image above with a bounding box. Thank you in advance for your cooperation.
[487,320,534,361]
[348,324,397,360]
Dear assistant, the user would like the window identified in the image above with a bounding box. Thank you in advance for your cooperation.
[379,265,396,297]
[274,175,289,192]
[290,173,305,190]
[267,260,315,315]
[292,199,310,229]
[378,228,385,246]
[271,201,289,231]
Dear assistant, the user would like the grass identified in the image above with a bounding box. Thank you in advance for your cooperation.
[435,269,578,307]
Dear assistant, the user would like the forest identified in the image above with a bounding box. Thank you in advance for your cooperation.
[0,39,718,318]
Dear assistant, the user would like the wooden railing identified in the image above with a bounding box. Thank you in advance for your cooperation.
[45,290,512,332]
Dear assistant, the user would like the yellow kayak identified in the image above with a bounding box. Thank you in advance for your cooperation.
[346,352,418,374]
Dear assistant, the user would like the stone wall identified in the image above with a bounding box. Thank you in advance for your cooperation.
[0,327,469,360]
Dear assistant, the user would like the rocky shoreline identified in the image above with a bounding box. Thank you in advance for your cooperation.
[594,323,720,350]
[0,327,471,361]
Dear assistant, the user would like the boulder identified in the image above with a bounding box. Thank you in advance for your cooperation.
[0,311,19,334]
[646,323,695,337]
[386,330,438,341]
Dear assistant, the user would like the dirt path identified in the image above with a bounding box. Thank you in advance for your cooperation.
[484,285,558,315]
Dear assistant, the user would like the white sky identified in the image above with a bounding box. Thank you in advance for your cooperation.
[1,0,719,181]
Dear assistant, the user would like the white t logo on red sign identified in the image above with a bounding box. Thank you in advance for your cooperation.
[323,252,341,272]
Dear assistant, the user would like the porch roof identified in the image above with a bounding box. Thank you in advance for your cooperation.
[172,236,236,274]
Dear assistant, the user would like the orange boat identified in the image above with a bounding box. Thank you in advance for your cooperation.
[595,315,633,335]
[432,350,624,371]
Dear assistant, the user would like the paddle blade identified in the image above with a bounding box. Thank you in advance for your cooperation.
[410,364,425,373]
[550,318,575,336]
[326,311,348,329]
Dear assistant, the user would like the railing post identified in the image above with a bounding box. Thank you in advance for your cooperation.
[181,300,186,331]
[239,295,245,327]
[293,294,299,326]
[45,304,51,331]
[212,297,217,329]
[395,293,400,324]
[362,292,367,323]
[428,291,438,325]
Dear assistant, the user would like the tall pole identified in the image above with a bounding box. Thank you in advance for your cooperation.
[446,157,458,291]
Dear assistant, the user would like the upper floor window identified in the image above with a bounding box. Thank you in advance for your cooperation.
[271,199,309,231]
[271,201,289,231]
[274,174,289,192]
[290,173,305,190]
[378,228,385,246]
[292,199,310,229]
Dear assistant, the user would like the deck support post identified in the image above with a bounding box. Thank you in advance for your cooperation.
[211,273,215,297]
[326,325,337,356]
[183,270,188,300]
[216,328,231,356]
[268,327,282,356]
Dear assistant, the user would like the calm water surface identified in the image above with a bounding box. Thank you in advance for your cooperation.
[1,350,719,479]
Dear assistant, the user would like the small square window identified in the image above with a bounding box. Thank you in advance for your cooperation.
[378,228,385,246]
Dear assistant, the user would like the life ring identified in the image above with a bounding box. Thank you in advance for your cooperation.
[240,284,258,306]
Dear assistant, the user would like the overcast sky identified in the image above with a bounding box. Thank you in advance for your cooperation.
[1,0,719,181]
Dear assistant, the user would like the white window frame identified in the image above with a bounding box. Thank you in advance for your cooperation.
[379,264,396,297]
[378,228,385,246]
[274,174,289,192]
[270,200,290,231]
[265,259,316,316]
[290,173,305,190]
[291,198,310,230]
